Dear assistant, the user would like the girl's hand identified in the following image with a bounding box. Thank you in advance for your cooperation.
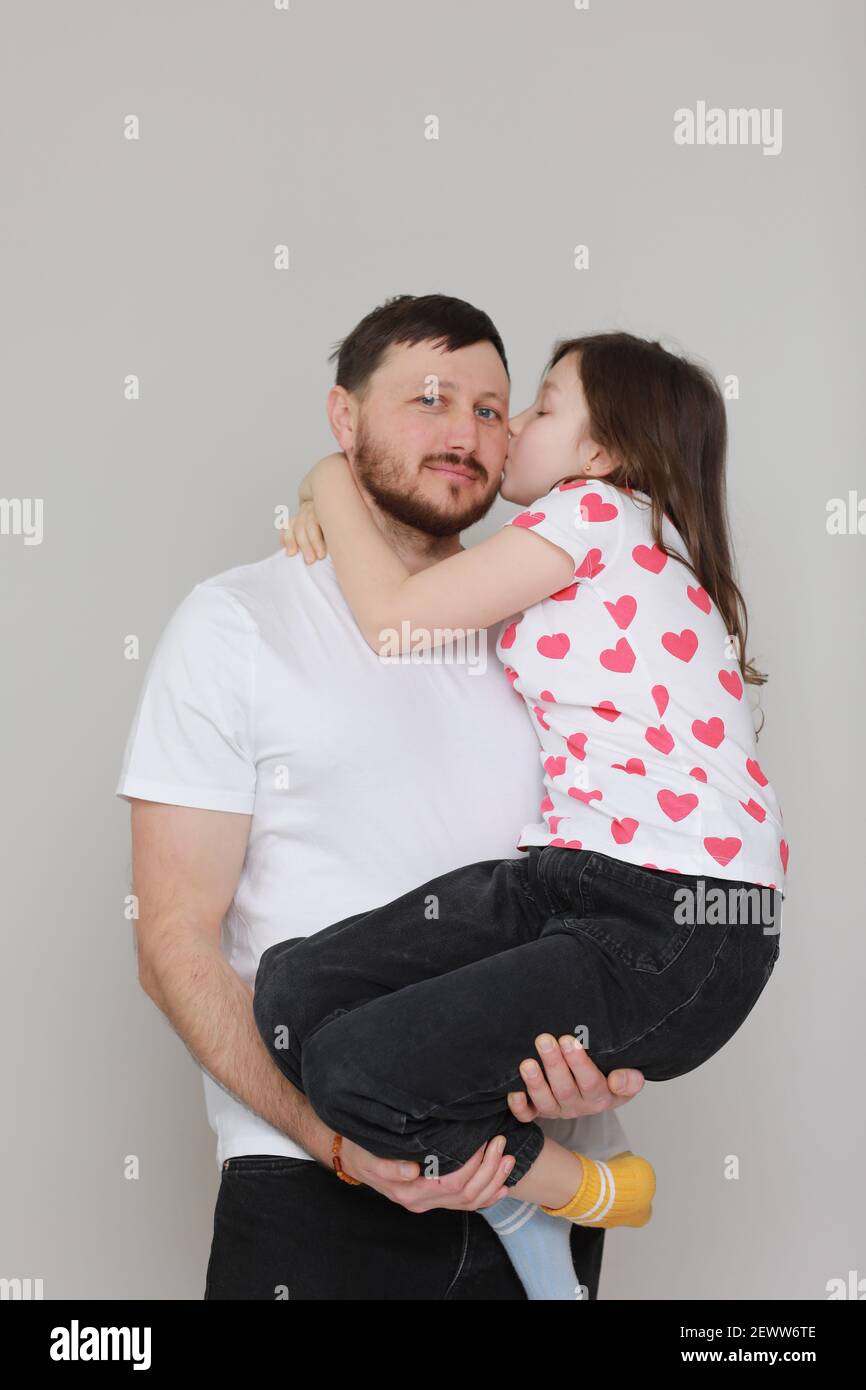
[284,453,348,563]
[281,499,327,564]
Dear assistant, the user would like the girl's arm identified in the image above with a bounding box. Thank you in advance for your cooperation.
[308,453,576,651]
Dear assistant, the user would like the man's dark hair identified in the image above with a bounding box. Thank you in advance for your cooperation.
[328,293,509,396]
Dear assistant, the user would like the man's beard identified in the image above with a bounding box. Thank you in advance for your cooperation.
[351,417,499,538]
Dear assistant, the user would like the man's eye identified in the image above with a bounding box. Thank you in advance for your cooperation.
[477,406,501,420]
[417,395,442,407]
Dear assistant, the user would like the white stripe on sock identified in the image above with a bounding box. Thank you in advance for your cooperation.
[489,1201,539,1236]
[574,1159,616,1223]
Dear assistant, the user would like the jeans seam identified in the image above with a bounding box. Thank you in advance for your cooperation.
[508,854,556,918]
[585,919,735,1058]
[441,1215,471,1300]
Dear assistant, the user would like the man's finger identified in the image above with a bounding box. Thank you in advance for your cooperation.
[534,1035,583,1104]
[517,1056,558,1114]
[560,1038,644,1102]
[456,1136,514,1208]
[555,1037,609,1103]
[506,1089,538,1121]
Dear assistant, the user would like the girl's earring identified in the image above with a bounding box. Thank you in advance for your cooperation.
[584,463,593,474]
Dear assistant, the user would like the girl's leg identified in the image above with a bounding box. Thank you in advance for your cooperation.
[254,852,555,1100]
[297,921,647,1192]
[253,849,656,1303]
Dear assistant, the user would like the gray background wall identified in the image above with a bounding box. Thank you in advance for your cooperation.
[2,0,863,1300]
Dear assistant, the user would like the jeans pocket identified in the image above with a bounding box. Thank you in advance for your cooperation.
[222,1155,313,1176]
[565,855,698,974]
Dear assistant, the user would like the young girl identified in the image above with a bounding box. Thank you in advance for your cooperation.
[253,331,786,1301]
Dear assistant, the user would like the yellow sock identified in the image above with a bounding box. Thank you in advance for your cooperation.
[540,1150,656,1228]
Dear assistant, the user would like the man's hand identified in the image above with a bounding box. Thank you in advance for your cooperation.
[507,1034,645,1122]
[334,1038,645,1214]
[338,1133,517,1213]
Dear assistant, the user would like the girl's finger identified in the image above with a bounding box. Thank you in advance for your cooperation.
[310,523,327,559]
[296,518,326,562]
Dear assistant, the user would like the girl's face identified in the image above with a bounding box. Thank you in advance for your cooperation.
[501,352,615,505]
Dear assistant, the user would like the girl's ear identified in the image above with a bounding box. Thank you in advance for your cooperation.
[587,442,619,478]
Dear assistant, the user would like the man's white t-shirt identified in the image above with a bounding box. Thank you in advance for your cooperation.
[116,549,631,1170]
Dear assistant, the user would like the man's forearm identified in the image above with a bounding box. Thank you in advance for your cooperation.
[142,938,333,1167]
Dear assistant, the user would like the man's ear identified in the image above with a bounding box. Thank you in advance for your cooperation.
[326,385,356,455]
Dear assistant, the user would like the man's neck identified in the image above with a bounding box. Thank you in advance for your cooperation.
[360,490,465,573]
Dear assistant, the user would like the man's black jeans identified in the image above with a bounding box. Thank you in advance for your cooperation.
[253,845,781,1186]
[204,1154,605,1300]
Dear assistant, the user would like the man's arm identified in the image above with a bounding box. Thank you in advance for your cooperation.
[129,798,645,1209]
[130,800,334,1166]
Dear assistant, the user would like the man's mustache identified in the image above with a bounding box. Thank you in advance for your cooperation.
[423,454,487,481]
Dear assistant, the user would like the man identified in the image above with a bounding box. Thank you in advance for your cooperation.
[116,293,646,1300]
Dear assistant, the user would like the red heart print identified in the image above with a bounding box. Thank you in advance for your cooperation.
[568,786,603,804]
[504,666,518,686]
[551,582,578,601]
[704,836,742,867]
[559,479,589,490]
[692,717,725,748]
[500,621,517,649]
[550,838,584,848]
[652,684,669,716]
[690,767,708,782]
[540,795,554,814]
[612,758,646,775]
[513,511,545,528]
[599,638,635,673]
[604,595,637,629]
[645,724,674,754]
[548,816,562,833]
[544,755,566,777]
[633,544,667,573]
[658,790,699,822]
[740,798,766,822]
[579,493,619,523]
[533,706,551,730]
[575,549,605,579]
[593,700,621,721]
[566,732,588,759]
[540,689,556,702]
[746,757,768,786]
[539,636,572,664]
[537,633,570,659]
[661,629,698,662]
[780,840,789,872]
[719,669,743,700]
[611,818,639,844]
[687,585,711,613]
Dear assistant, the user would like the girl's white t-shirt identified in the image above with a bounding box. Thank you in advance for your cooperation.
[496,479,789,891]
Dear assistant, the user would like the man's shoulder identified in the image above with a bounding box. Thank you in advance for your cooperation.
[180,548,315,626]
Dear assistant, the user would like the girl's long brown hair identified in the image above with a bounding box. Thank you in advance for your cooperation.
[547,332,766,701]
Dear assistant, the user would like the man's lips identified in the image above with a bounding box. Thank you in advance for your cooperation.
[424,462,482,484]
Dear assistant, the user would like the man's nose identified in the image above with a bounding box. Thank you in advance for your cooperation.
[445,410,481,454]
